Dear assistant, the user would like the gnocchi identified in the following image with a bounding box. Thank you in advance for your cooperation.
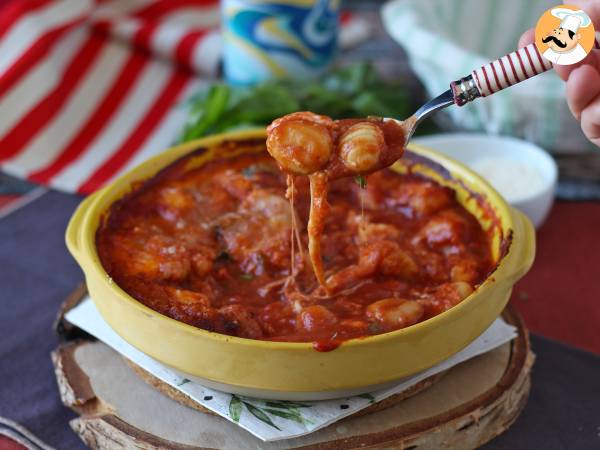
[266,112,333,175]
[266,112,406,179]
[339,122,384,172]
[366,299,425,331]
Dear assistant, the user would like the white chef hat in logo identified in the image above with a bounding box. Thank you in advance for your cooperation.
[551,8,592,33]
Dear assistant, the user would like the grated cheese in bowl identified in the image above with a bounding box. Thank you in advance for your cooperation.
[471,157,547,203]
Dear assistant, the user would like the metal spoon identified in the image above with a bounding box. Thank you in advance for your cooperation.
[395,43,553,142]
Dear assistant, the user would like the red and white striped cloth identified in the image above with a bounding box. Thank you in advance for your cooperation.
[0,0,222,194]
[0,1,369,195]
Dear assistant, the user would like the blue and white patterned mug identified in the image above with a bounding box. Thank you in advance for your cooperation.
[222,0,340,85]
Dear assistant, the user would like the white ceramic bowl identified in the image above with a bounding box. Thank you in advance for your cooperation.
[414,133,557,228]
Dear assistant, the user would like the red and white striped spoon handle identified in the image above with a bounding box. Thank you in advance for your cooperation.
[471,43,552,97]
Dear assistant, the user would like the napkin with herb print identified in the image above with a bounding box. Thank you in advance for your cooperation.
[65,297,516,442]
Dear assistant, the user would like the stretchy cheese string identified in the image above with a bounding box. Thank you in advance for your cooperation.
[307,172,330,293]
[268,115,407,296]
[293,195,304,268]
[301,172,368,296]
[359,177,366,243]
[288,174,296,279]
[285,175,304,285]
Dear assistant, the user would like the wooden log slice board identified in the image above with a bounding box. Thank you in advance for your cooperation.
[52,287,534,450]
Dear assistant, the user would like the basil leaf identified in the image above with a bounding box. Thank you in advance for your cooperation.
[354,175,367,188]
[181,84,230,141]
[180,62,411,142]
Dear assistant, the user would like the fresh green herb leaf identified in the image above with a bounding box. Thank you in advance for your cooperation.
[180,62,411,142]
[181,84,230,141]
[354,175,367,188]
[240,273,253,281]
[229,395,243,422]
[242,402,281,430]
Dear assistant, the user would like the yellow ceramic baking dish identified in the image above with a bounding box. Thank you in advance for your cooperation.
[66,128,535,400]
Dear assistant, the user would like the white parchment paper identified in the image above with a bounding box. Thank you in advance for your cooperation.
[66,297,516,442]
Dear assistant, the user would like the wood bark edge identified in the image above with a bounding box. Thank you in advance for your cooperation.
[53,283,533,450]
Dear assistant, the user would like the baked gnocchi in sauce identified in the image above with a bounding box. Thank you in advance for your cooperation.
[97,138,494,348]
[267,112,409,292]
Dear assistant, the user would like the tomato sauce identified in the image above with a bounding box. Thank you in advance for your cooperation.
[96,140,494,347]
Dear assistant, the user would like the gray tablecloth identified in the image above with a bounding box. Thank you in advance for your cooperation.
[1,190,600,449]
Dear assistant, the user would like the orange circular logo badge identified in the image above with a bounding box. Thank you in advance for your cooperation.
[535,4,595,65]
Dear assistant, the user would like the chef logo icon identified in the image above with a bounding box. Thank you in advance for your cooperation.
[535,5,595,65]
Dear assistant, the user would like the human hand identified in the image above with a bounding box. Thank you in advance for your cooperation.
[520,0,600,147]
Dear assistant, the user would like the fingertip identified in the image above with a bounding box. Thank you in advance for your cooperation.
[579,96,600,148]
[556,51,599,81]
[554,65,573,81]
[518,29,535,48]
[566,65,600,120]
